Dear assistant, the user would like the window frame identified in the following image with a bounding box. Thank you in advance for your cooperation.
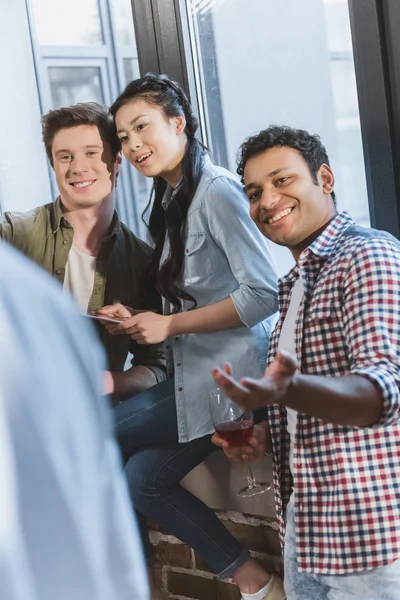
[132,0,400,238]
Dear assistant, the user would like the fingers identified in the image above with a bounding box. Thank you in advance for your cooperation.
[222,363,232,376]
[211,368,249,394]
[276,350,298,374]
[101,322,124,335]
[211,432,228,449]
[211,434,263,463]
[96,303,133,319]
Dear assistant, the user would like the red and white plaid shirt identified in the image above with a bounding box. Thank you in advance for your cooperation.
[267,211,400,574]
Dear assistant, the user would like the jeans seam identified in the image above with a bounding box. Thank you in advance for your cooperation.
[162,494,245,566]
[146,439,242,568]
[115,393,176,428]
[150,437,212,490]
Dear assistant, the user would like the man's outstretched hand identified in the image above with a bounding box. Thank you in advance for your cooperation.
[211,350,298,412]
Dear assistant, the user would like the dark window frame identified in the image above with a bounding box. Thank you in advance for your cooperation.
[133,0,400,238]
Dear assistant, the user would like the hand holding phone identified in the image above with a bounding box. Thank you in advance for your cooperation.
[83,314,123,325]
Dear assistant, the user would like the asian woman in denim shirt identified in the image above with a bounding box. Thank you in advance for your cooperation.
[98,74,283,600]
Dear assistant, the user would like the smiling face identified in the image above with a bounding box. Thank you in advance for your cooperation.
[243,146,336,260]
[114,99,186,187]
[51,125,119,211]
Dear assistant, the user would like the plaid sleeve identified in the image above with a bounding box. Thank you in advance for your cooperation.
[343,238,400,426]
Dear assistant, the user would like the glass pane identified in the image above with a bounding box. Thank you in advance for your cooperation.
[188,0,370,274]
[123,58,140,85]
[49,67,104,108]
[112,0,138,46]
[31,0,103,46]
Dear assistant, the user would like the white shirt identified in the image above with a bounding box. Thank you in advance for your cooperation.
[0,242,149,600]
[63,245,96,312]
[277,274,304,474]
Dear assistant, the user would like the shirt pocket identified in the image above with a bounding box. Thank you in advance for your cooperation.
[302,294,348,374]
[182,232,212,285]
[304,295,335,321]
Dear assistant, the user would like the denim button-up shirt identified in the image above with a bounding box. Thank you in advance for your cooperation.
[161,160,278,442]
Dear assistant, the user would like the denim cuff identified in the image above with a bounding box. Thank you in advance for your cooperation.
[217,547,251,580]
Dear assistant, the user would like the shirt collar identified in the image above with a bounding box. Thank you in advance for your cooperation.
[298,210,355,265]
[50,197,67,232]
[279,211,355,287]
[160,153,210,210]
[161,178,183,210]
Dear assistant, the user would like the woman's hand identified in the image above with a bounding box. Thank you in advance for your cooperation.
[211,423,271,463]
[97,304,173,344]
[96,303,135,321]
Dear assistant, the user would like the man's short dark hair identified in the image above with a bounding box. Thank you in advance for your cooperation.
[237,125,336,203]
[42,102,121,166]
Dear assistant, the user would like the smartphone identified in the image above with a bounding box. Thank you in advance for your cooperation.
[83,314,123,325]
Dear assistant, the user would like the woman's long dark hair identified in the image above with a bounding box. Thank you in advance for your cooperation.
[110,74,206,312]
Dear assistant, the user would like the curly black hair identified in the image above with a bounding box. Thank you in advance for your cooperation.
[237,125,336,204]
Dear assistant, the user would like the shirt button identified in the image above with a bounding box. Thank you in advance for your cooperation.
[178,387,183,392]
[174,336,179,341]
[166,345,170,350]
[185,249,189,253]
[55,269,61,275]
[176,362,182,367]
[63,240,68,245]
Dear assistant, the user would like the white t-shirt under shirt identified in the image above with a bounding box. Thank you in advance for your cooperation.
[277,274,304,474]
[63,245,96,313]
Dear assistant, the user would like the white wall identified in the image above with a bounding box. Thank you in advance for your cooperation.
[0,0,51,213]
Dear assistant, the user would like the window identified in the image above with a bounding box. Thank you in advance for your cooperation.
[186,0,369,274]
[27,0,151,236]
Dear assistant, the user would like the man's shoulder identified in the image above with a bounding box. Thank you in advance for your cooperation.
[341,223,400,248]
[0,202,54,239]
[326,223,400,284]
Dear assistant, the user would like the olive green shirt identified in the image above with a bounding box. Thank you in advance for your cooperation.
[0,198,166,380]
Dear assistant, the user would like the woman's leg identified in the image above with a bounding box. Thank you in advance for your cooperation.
[124,436,251,577]
[113,378,177,454]
[114,378,273,594]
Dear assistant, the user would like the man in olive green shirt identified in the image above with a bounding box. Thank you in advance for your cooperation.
[0,102,165,399]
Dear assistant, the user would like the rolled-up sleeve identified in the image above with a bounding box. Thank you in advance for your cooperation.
[205,176,278,327]
[343,239,400,426]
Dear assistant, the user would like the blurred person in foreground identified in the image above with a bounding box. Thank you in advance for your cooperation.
[212,126,400,600]
[0,240,149,600]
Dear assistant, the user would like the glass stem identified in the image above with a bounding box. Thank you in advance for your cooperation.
[244,460,257,489]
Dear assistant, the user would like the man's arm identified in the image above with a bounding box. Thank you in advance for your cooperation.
[213,351,383,427]
[213,351,383,426]
[104,366,159,398]
[0,213,15,243]
[104,336,166,398]
[213,238,400,428]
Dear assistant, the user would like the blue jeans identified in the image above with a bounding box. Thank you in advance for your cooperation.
[284,496,400,599]
[113,378,249,578]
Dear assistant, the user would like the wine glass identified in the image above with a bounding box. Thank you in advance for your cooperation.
[209,388,271,498]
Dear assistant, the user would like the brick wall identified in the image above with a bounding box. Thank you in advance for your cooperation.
[149,510,283,600]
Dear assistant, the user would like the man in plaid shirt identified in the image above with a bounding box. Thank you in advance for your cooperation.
[212,126,400,599]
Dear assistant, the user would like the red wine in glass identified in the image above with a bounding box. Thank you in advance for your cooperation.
[209,388,271,498]
[215,420,254,446]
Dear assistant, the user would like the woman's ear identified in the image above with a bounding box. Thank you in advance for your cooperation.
[174,114,186,135]
[115,153,122,175]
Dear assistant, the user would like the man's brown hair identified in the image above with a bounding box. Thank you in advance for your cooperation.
[42,102,121,166]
